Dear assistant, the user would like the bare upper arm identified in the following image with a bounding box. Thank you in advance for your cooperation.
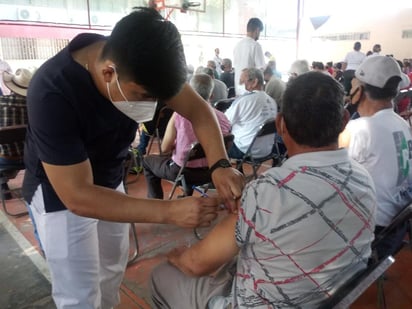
[160,113,177,153]
[168,213,239,276]
[42,160,94,209]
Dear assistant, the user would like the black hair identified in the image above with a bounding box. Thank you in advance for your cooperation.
[312,61,324,70]
[354,41,361,51]
[364,76,401,100]
[247,18,264,32]
[101,7,187,100]
[282,71,345,147]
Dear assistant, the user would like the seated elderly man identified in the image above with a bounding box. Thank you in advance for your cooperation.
[202,67,228,103]
[150,71,377,309]
[340,55,412,260]
[143,73,231,199]
[225,67,278,159]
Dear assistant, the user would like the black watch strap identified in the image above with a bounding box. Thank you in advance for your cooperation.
[209,158,232,174]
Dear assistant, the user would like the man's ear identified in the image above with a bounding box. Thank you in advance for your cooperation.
[250,78,258,89]
[350,85,364,105]
[102,62,115,83]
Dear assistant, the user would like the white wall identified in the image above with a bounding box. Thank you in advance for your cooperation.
[298,7,412,64]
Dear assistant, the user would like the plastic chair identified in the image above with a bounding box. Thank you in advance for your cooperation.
[168,134,234,200]
[0,125,28,217]
[317,255,395,309]
[235,119,280,180]
[213,98,235,113]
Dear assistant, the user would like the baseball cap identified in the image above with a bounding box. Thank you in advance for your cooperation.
[355,56,406,89]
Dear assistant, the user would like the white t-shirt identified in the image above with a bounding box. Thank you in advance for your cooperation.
[343,50,366,71]
[345,109,412,226]
[225,91,277,156]
[233,37,266,96]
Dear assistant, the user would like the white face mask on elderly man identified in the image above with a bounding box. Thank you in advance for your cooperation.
[107,66,157,123]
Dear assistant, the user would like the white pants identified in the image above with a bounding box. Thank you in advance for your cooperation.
[29,184,129,309]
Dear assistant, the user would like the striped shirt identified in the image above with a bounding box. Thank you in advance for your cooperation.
[233,149,376,308]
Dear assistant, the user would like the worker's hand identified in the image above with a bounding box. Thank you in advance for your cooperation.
[167,196,220,228]
[211,167,245,212]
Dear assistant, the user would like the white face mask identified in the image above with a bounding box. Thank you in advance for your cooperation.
[111,98,158,123]
[107,66,157,123]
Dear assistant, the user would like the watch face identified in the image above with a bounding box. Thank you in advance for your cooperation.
[220,160,231,168]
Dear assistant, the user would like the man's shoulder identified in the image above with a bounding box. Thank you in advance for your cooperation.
[235,91,256,102]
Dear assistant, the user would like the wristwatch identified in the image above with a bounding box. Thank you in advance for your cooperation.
[209,159,232,174]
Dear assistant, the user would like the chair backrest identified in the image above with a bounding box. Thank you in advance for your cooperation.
[213,98,235,113]
[0,125,27,144]
[244,119,277,159]
[187,133,235,163]
[372,203,412,254]
[147,106,174,155]
[318,255,395,309]
[168,134,235,200]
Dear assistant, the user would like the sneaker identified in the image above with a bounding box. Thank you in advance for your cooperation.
[129,165,143,174]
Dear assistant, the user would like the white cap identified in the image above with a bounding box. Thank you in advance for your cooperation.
[355,56,406,88]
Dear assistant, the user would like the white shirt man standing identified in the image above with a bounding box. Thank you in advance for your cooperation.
[233,17,266,97]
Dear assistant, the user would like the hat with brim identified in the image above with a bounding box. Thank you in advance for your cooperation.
[355,56,403,88]
[2,68,33,97]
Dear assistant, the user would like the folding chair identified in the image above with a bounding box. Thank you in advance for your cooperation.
[168,134,234,200]
[0,125,28,217]
[235,119,280,180]
[122,150,140,266]
[317,255,395,309]
[213,98,235,113]
[146,105,174,155]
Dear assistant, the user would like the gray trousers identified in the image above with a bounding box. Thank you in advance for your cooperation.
[150,260,236,309]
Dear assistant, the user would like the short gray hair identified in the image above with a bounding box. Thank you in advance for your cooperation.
[190,73,214,101]
[244,68,264,86]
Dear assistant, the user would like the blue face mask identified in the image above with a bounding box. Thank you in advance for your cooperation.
[107,66,157,123]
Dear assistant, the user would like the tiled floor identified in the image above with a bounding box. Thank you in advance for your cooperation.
[1,165,412,308]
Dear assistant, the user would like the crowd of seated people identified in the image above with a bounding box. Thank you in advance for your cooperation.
[150,71,377,309]
[145,51,412,308]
